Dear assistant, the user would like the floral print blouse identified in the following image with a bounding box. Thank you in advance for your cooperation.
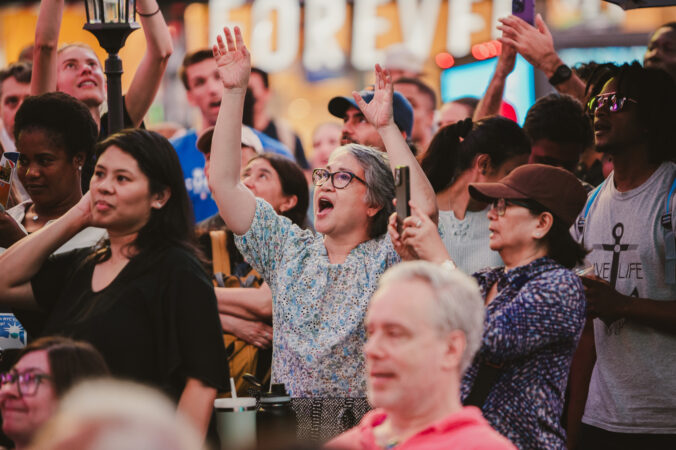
[235,199,400,397]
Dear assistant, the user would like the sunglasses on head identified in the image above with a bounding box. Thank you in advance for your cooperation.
[587,93,638,114]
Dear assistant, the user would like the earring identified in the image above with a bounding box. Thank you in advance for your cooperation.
[78,166,82,171]
[535,233,541,238]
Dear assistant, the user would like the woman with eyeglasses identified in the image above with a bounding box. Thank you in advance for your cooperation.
[207,27,436,397]
[418,116,530,274]
[389,164,588,449]
[0,336,109,450]
[196,149,309,395]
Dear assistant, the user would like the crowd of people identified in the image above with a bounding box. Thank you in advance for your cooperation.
[0,1,674,448]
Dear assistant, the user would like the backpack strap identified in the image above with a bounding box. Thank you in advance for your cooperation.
[210,230,231,285]
[662,177,676,284]
[577,180,605,245]
[463,361,504,408]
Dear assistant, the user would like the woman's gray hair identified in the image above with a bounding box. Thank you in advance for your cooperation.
[378,261,485,373]
[342,144,395,238]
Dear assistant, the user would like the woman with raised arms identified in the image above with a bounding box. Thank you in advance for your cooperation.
[207,27,436,397]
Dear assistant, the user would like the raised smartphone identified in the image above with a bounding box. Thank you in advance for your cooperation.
[394,165,410,232]
[512,0,534,25]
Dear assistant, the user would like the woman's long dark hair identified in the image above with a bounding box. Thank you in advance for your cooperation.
[420,116,530,193]
[247,153,309,227]
[94,129,200,260]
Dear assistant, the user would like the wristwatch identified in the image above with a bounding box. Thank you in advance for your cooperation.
[548,64,572,86]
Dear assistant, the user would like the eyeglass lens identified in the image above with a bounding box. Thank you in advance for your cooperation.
[0,371,47,396]
[312,169,355,189]
[491,198,506,216]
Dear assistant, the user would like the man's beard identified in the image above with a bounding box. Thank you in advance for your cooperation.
[341,134,356,145]
[595,140,627,156]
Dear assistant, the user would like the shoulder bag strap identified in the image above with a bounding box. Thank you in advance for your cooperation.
[463,361,504,408]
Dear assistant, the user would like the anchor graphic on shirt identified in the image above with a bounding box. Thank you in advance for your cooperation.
[592,223,637,330]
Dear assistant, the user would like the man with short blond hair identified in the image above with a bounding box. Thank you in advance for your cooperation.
[328,262,515,449]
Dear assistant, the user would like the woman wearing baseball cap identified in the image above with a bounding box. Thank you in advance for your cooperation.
[389,163,588,449]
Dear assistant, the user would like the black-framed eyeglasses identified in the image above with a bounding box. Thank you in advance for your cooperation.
[587,93,638,114]
[312,168,366,189]
[0,370,51,397]
[490,198,533,216]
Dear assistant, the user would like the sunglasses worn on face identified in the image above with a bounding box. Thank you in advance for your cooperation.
[0,370,51,397]
[312,168,366,190]
[587,93,638,114]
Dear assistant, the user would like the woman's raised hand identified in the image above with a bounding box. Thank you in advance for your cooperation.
[212,26,251,91]
[353,64,395,130]
[72,191,94,229]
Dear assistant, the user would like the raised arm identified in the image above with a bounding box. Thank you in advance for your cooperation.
[123,0,173,127]
[208,27,257,235]
[31,0,64,95]
[353,65,438,222]
[473,43,516,121]
[498,14,586,102]
[0,194,91,308]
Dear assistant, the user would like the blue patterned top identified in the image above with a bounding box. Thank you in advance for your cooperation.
[460,257,586,450]
[235,199,400,397]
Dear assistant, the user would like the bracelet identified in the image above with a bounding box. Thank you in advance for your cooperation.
[136,5,161,17]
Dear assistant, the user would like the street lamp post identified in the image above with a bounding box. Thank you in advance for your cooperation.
[83,0,140,134]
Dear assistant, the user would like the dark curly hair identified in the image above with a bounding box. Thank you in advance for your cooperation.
[13,92,98,161]
[420,116,530,193]
[523,93,593,153]
[600,62,676,163]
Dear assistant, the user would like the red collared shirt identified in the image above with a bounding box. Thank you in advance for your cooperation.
[327,406,516,450]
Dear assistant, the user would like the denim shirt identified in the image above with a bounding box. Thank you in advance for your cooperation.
[461,257,586,449]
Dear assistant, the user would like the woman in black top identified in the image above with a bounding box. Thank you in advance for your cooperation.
[0,129,228,441]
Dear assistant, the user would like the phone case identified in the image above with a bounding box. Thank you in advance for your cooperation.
[394,165,411,224]
[512,0,534,25]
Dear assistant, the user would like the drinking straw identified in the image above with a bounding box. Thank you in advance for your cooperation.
[230,377,237,399]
